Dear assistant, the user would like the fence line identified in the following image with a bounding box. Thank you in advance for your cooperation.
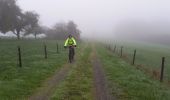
[106,44,167,82]
[16,43,61,67]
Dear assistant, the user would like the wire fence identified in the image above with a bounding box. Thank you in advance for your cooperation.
[0,40,66,80]
[106,44,170,82]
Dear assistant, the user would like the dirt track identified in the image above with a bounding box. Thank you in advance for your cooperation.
[29,64,71,100]
[29,46,114,100]
[92,48,114,100]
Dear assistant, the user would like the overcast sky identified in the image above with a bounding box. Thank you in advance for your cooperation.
[17,0,170,38]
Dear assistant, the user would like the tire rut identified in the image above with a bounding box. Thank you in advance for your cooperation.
[29,45,84,100]
[92,47,115,100]
[29,64,71,100]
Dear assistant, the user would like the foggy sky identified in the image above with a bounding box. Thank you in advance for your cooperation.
[18,0,170,38]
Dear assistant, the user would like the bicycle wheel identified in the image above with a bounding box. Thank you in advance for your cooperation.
[69,47,74,63]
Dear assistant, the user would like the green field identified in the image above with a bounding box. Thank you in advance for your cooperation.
[0,39,67,99]
[1,39,170,100]
[96,45,170,100]
[109,41,170,81]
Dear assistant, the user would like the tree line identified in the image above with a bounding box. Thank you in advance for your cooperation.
[0,0,80,40]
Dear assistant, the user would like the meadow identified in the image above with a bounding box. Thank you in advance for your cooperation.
[109,41,170,81]
[1,39,170,100]
[0,39,67,99]
[97,45,170,100]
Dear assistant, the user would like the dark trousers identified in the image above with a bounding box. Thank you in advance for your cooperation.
[69,46,75,61]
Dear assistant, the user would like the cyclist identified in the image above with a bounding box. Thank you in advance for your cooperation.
[64,34,77,63]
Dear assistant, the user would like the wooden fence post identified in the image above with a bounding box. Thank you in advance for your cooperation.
[108,45,110,50]
[120,46,123,57]
[132,49,136,65]
[44,44,47,59]
[17,46,22,67]
[114,45,116,53]
[160,57,165,82]
[57,43,59,53]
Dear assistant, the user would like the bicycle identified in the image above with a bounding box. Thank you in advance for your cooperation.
[67,45,76,63]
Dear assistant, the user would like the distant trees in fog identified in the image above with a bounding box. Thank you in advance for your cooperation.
[46,21,81,40]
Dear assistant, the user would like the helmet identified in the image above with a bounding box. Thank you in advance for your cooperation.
[68,34,72,38]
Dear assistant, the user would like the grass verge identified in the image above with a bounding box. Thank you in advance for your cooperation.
[110,42,170,80]
[97,45,170,100]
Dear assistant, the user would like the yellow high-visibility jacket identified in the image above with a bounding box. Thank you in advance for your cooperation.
[64,37,77,46]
